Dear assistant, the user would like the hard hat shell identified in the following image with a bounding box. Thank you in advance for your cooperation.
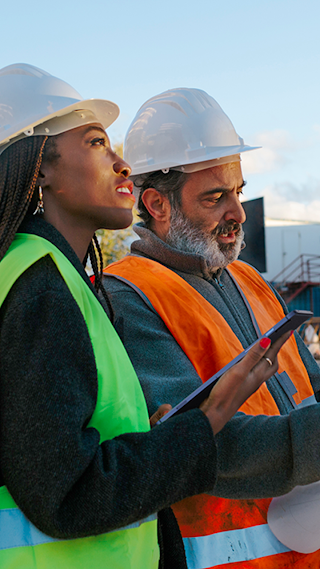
[0,63,119,155]
[268,480,320,554]
[124,88,259,176]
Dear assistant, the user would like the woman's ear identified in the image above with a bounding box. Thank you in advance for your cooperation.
[141,188,171,223]
[36,162,49,190]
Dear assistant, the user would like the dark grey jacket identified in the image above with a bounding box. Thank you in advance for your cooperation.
[102,223,320,500]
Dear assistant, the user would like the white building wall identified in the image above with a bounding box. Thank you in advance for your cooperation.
[262,223,320,282]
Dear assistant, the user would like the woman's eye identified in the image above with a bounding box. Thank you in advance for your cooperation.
[91,137,106,146]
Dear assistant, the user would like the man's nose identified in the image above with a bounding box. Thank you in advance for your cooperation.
[224,195,246,224]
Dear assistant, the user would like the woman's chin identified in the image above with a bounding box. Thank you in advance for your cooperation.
[102,208,133,230]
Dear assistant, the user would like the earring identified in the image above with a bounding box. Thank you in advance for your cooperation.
[33,186,45,215]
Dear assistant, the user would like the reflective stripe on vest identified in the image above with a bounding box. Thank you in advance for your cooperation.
[0,235,159,569]
[0,508,157,550]
[183,524,291,569]
[104,256,317,569]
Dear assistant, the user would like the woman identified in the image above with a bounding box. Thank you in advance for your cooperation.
[0,63,289,569]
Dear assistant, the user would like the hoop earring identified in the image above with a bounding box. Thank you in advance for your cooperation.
[33,186,45,215]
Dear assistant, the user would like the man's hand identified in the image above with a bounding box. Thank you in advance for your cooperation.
[200,331,292,435]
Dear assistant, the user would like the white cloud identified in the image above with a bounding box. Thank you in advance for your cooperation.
[256,130,294,150]
[242,147,286,175]
[241,129,294,175]
[259,181,320,222]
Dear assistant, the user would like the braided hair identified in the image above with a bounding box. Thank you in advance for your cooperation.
[85,234,114,322]
[0,135,114,320]
[0,136,47,260]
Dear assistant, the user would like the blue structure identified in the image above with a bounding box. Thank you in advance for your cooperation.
[286,285,320,317]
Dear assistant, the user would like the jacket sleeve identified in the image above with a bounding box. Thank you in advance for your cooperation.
[214,405,320,499]
[0,256,217,539]
[103,275,320,501]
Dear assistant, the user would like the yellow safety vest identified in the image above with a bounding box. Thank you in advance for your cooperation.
[0,234,159,569]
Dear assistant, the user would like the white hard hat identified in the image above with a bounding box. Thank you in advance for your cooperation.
[0,63,119,155]
[268,480,320,554]
[124,88,259,176]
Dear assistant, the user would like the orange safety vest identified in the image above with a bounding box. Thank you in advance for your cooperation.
[104,256,318,569]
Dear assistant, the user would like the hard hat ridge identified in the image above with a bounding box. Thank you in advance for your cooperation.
[124,87,259,176]
[0,63,119,155]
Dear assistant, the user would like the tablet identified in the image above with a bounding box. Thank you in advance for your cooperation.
[156,309,313,425]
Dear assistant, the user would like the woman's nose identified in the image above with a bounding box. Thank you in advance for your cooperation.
[113,158,132,178]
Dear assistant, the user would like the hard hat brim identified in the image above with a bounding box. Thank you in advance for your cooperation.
[0,98,119,153]
[129,144,260,176]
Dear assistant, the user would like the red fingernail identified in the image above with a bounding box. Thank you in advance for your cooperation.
[260,337,271,349]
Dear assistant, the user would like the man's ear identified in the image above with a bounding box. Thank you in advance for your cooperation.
[141,188,171,222]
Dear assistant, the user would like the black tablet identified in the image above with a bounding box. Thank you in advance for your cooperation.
[156,309,313,425]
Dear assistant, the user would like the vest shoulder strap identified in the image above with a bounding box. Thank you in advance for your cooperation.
[105,255,314,413]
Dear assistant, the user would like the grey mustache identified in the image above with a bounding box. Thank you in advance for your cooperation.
[214,222,241,237]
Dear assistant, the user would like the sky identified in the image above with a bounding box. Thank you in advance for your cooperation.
[2,0,320,222]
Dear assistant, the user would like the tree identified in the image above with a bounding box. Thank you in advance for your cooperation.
[98,210,139,266]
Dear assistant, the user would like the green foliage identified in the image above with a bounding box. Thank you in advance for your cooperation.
[98,210,139,267]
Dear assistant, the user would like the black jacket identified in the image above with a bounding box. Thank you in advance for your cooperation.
[0,216,218,567]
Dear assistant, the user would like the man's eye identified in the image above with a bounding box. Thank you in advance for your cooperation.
[205,194,223,204]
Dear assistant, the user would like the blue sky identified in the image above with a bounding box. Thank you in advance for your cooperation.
[2,0,320,221]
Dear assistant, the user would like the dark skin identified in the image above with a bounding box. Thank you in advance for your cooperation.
[38,123,134,262]
[150,333,292,433]
[37,130,291,435]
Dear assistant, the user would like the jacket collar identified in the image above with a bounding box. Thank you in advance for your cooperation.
[131,222,223,281]
[18,215,98,296]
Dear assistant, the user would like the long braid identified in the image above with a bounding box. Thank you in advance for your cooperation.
[0,136,48,261]
[93,234,104,281]
[88,234,114,323]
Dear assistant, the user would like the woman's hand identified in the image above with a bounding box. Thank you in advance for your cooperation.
[149,404,172,428]
[200,331,292,435]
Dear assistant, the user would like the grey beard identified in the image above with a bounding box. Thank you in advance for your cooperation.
[166,208,245,272]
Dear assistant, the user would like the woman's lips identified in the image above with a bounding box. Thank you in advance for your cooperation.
[116,181,134,194]
[115,182,135,202]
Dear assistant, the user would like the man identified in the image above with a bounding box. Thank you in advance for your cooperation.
[102,88,320,568]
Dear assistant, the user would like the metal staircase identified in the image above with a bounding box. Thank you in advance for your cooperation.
[272,254,320,305]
